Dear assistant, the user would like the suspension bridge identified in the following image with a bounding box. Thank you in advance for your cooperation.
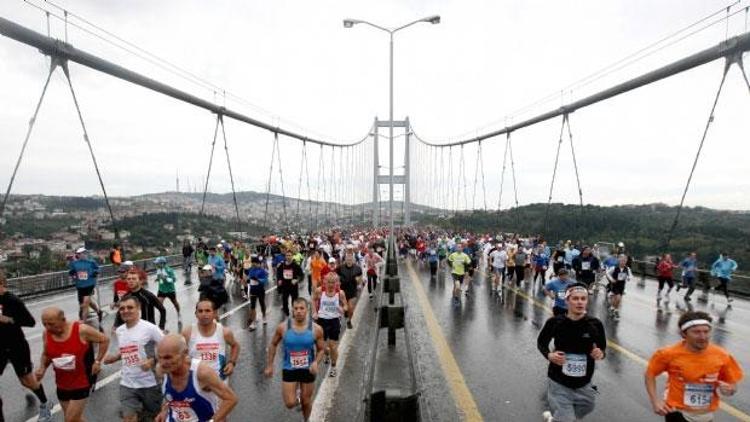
[1,3,750,421]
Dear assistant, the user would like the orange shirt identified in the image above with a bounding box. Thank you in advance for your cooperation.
[646,341,744,412]
[310,257,327,283]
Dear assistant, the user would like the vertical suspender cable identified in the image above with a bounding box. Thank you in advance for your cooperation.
[508,133,520,228]
[63,64,119,241]
[544,114,567,234]
[472,142,481,210]
[263,132,278,229]
[218,115,243,238]
[479,141,488,211]
[566,115,585,235]
[316,144,324,231]
[296,142,305,225]
[200,115,221,216]
[665,62,730,248]
[274,134,288,232]
[0,63,55,220]
[498,133,510,211]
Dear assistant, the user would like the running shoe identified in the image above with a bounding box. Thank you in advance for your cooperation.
[684,295,692,302]
[542,410,554,422]
[38,402,52,422]
[346,320,353,329]
[248,321,256,331]
[324,355,330,365]
[262,316,268,325]
[329,367,337,377]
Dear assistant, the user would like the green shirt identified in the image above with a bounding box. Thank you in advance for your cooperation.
[156,266,176,293]
[448,252,471,275]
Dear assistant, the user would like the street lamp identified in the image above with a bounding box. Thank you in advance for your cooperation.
[343,15,440,240]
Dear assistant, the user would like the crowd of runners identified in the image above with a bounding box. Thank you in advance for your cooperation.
[0,227,744,421]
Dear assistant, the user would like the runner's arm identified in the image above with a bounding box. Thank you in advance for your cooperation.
[339,291,349,313]
[313,324,326,367]
[197,363,237,422]
[264,324,284,376]
[149,292,167,330]
[10,294,35,327]
[35,340,51,380]
[536,318,555,358]
[223,327,240,376]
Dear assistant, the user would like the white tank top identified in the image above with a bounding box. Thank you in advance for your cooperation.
[188,323,227,379]
[318,292,341,320]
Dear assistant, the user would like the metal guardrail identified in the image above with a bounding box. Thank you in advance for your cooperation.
[6,254,183,298]
[631,259,750,297]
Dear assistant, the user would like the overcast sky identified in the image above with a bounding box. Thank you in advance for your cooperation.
[1,0,749,210]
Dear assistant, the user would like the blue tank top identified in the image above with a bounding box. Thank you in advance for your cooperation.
[282,317,315,371]
[163,359,217,422]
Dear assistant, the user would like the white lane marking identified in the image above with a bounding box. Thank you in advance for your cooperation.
[24,283,266,422]
[309,285,370,422]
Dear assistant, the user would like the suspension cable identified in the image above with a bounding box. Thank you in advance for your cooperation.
[544,114,568,234]
[0,61,55,220]
[219,115,243,237]
[63,63,119,240]
[316,144,324,231]
[479,141,488,211]
[200,115,220,216]
[508,134,520,210]
[472,143,480,210]
[664,60,731,248]
[274,134,288,232]
[498,133,510,210]
[566,114,585,234]
[296,141,306,224]
[263,132,278,229]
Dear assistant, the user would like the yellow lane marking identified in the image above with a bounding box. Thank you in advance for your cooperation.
[406,262,483,422]
[508,284,750,421]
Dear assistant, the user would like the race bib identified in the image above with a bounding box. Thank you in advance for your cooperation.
[290,350,310,369]
[617,272,627,281]
[324,303,338,314]
[557,291,566,300]
[169,401,199,422]
[562,354,587,377]
[581,262,591,271]
[120,344,141,367]
[51,354,76,371]
[76,271,89,280]
[283,269,293,280]
[684,383,713,409]
[196,342,220,363]
[250,279,260,286]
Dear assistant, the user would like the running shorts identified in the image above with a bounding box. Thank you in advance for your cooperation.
[282,369,315,384]
[120,385,162,417]
[317,317,341,341]
[57,387,90,402]
[609,281,626,295]
[157,291,176,300]
[0,339,33,377]
[76,285,96,304]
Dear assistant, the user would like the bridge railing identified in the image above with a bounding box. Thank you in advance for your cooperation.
[6,254,183,298]
[631,259,749,297]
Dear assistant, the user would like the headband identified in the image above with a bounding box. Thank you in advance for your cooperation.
[565,286,588,299]
[680,319,712,331]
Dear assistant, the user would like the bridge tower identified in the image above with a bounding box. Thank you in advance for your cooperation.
[372,116,412,227]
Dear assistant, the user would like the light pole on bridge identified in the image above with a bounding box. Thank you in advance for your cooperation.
[343,15,440,238]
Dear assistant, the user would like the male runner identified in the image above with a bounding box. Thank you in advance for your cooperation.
[336,253,362,329]
[155,257,181,322]
[265,298,325,421]
[572,246,600,293]
[312,273,349,377]
[364,248,384,299]
[448,245,472,301]
[544,269,574,316]
[710,252,738,304]
[111,264,131,311]
[68,247,102,322]
[182,299,240,381]
[155,334,237,422]
[680,252,698,301]
[538,283,606,422]
[103,296,164,421]
[36,307,109,422]
[115,269,167,331]
[645,311,743,421]
[605,255,632,321]
[245,256,269,330]
[489,243,507,293]
[656,253,678,302]
[0,271,52,421]
[277,251,304,317]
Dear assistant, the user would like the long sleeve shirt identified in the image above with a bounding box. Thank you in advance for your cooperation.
[114,288,166,330]
[537,314,606,389]
[0,291,35,342]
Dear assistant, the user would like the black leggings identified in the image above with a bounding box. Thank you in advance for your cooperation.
[664,412,689,422]
[515,266,525,286]
[716,277,730,298]
[658,277,674,291]
[250,290,266,315]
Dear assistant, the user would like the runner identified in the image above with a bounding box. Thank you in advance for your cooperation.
[36,307,110,422]
[572,246,600,293]
[0,271,52,421]
[680,252,698,302]
[427,247,439,278]
[365,248,384,299]
[182,299,240,381]
[264,298,325,422]
[513,245,528,287]
[68,247,103,322]
[336,252,362,329]
[448,244,472,302]
[533,244,550,287]
[544,269,574,316]
[182,241,194,281]
[245,256,269,331]
[155,257,181,323]
[538,283,606,422]
[656,253,678,303]
[312,273,349,377]
[155,334,237,422]
[309,249,327,297]
[115,269,167,331]
[111,264,131,311]
[605,255,632,321]
[710,252,738,304]
[645,311,744,421]
[277,251,304,317]
[489,242,507,294]
[102,296,164,422]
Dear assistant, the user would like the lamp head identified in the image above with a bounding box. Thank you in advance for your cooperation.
[343,19,358,28]
[424,15,440,24]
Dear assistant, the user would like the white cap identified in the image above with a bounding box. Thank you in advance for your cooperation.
[201,264,213,271]
[216,244,223,249]
[122,260,134,266]
[75,247,87,254]
[328,257,337,263]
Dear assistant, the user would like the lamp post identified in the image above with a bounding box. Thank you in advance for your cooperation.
[343,15,440,240]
